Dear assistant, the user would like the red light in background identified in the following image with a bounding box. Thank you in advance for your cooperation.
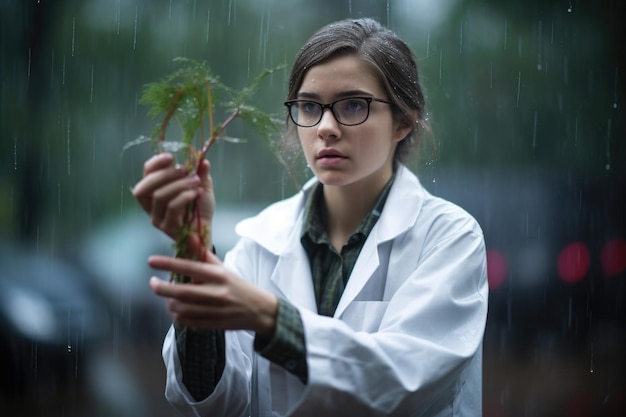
[486,249,507,290]
[601,238,626,277]
[557,241,590,283]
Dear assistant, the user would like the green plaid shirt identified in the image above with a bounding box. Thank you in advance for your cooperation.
[179,176,394,398]
[256,176,394,383]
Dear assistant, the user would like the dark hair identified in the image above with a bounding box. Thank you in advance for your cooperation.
[286,18,430,163]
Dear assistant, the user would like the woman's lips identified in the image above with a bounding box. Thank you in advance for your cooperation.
[317,149,347,166]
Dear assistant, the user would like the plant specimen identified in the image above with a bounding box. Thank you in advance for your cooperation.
[128,57,285,282]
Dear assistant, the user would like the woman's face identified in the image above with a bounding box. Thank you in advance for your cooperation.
[296,54,410,192]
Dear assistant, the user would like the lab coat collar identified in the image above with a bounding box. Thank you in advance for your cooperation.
[235,165,425,314]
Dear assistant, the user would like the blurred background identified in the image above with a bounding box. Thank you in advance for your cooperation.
[1,0,624,416]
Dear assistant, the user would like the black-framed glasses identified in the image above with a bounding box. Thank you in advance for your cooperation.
[284,96,392,127]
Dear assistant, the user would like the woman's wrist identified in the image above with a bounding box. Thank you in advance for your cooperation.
[254,292,279,339]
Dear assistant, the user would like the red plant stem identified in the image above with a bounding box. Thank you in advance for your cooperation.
[165,83,241,263]
[197,108,240,164]
[189,108,241,261]
[159,86,186,143]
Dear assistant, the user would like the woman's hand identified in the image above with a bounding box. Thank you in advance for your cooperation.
[148,246,278,338]
[132,153,215,247]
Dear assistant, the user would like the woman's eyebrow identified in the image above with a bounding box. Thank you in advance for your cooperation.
[296,89,374,101]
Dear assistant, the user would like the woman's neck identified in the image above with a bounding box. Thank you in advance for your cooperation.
[321,171,392,250]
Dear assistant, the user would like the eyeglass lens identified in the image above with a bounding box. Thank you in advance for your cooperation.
[289,97,371,127]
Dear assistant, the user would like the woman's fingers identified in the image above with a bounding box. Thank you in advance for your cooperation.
[142,153,174,176]
[197,159,213,191]
[133,157,189,213]
[149,277,226,305]
[150,176,201,232]
[148,254,278,335]
[148,251,223,283]
[133,155,215,241]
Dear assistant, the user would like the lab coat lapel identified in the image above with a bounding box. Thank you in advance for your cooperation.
[269,227,318,313]
[237,178,319,313]
[334,165,423,319]
[334,231,380,318]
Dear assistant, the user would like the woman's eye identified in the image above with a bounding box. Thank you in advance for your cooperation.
[343,99,367,113]
[300,102,319,114]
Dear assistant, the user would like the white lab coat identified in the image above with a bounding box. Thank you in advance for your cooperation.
[161,164,488,417]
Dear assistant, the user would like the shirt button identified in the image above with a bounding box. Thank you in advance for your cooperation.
[284,360,297,371]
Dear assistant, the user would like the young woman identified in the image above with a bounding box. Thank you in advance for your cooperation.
[133,18,488,416]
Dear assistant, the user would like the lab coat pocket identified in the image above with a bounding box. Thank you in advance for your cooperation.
[340,301,389,333]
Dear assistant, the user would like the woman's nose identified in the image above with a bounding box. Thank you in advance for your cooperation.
[317,108,341,139]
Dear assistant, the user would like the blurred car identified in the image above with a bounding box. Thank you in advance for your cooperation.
[0,242,110,404]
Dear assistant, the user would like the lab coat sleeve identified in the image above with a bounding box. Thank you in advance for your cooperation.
[290,227,488,416]
[162,326,253,417]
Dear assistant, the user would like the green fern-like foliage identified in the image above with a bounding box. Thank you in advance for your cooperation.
[130,58,287,282]
[136,57,284,171]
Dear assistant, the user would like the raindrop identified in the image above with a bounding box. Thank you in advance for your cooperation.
[133,6,138,50]
[503,19,508,50]
[71,17,76,57]
[27,47,32,81]
[425,30,430,57]
[62,54,66,85]
[459,22,463,55]
[206,8,211,42]
[67,117,71,175]
[532,111,538,151]
[438,50,443,84]
[567,1,573,13]
[90,64,94,103]
[605,118,612,170]
[169,0,172,19]
[50,48,54,89]
[536,20,542,70]
[13,136,17,170]
[348,0,352,16]
[67,312,72,352]
[120,184,125,216]
[613,67,619,108]
[239,162,244,200]
[228,0,232,26]
[74,334,79,378]
[247,48,251,79]
[516,71,521,108]
[116,0,121,34]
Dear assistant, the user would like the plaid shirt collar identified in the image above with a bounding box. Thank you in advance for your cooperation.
[300,175,396,247]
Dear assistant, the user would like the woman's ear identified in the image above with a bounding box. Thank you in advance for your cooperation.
[393,110,418,143]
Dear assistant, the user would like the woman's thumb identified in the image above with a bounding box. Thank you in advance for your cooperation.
[197,159,213,190]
